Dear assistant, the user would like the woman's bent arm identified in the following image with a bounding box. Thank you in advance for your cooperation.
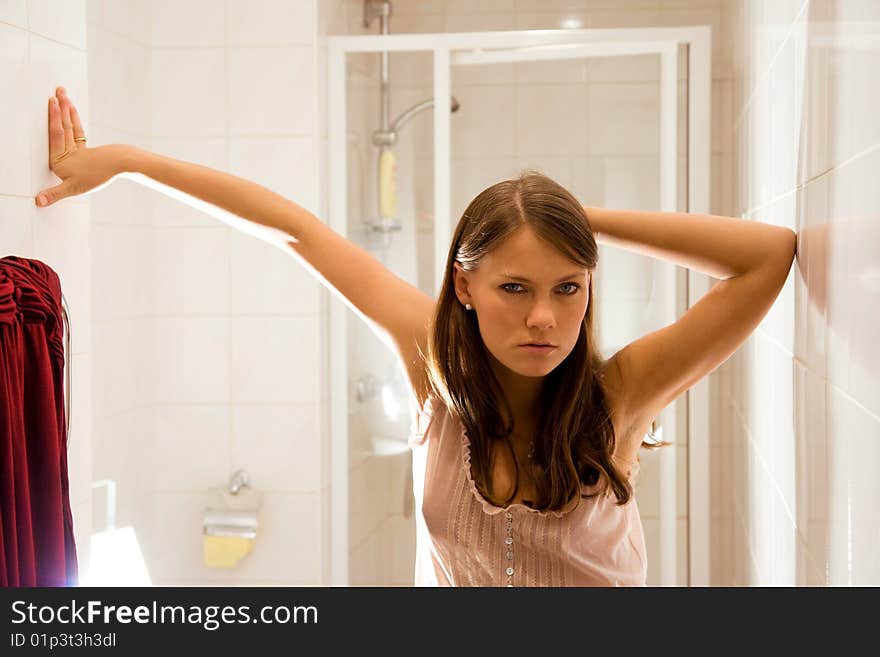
[583,206,795,279]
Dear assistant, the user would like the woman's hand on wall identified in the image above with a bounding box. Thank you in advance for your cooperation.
[35,86,129,208]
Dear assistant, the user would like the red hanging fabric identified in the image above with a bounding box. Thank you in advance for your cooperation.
[0,256,78,587]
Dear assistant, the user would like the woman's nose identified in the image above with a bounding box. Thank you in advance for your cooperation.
[525,302,555,329]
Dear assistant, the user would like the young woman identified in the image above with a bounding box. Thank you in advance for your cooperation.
[38,87,797,586]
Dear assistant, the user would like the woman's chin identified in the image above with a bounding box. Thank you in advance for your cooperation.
[489,348,563,378]
[508,357,560,377]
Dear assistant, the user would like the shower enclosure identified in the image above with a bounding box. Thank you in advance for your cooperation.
[327,26,712,586]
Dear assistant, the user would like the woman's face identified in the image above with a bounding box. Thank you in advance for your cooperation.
[453,225,591,378]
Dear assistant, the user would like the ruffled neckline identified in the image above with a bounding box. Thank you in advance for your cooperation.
[459,421,584,518]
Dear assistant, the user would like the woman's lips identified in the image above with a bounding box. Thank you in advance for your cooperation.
[519,344,557,355]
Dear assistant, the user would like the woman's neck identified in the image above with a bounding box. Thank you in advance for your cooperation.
[489,356,543,434]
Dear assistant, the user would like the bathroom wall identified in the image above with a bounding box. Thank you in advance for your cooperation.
[325,0,736,586]
[85,0,153,586]
[85,0,326,585]
[319,0,422,587]
[719,0,880,585]
[0,0,94,581]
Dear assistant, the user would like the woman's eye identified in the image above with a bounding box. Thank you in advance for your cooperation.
[500,283,580,295]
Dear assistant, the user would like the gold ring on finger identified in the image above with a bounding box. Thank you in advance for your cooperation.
[52,148,73,163]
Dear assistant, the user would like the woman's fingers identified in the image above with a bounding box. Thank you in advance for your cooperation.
[47,96,67,166]
[59,87,87,146]
[56,87,75,154]
[69,104,86,144]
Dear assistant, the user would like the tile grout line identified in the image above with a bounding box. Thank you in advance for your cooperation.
[224,0,235,481]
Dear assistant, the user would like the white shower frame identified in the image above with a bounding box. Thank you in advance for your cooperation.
[327,26,712,587]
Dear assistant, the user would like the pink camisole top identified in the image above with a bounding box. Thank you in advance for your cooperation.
[408,393,647,587]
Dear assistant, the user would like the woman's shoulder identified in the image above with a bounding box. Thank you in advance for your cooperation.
[407,389,442,448]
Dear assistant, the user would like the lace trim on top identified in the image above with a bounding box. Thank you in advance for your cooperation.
[459,416,640,519]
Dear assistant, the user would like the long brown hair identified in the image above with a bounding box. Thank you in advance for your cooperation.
[424,169,661,511]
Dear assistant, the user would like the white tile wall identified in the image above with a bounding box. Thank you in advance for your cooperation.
[101,0,151,45]
[0,199,34,257]
[86,30,150,137]
[28,0,87,51]
[230,317,320,403]
[228,46,317,137]
[153,317,230,402]
[150,404,233,491]
[231,404,322,491]
[151,49,226,136]
[0,24,31,194]
[151,0,224,47]
[0,0,27,28]
[64,0,329,586]
[719,0,880,586]
[93,319,145,416]
[153,226,229,315]
[227,0,316,46]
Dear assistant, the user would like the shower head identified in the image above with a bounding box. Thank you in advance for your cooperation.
[390,95,460,133]
[372,95,461,147]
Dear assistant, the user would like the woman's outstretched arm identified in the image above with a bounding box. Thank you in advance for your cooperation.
[121,146,435,398]
[37,87,311,249]
[582,205,797,462]
[118,145,312,248]
[37,87,435,404]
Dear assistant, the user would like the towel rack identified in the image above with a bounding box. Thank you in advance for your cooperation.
[61,291,71,446]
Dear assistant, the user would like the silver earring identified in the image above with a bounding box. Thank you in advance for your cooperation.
[465,303,472,310]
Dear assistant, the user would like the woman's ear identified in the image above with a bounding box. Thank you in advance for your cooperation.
[452,262,471,306]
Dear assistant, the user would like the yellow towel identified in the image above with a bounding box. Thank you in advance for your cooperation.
[203,535,253,569]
